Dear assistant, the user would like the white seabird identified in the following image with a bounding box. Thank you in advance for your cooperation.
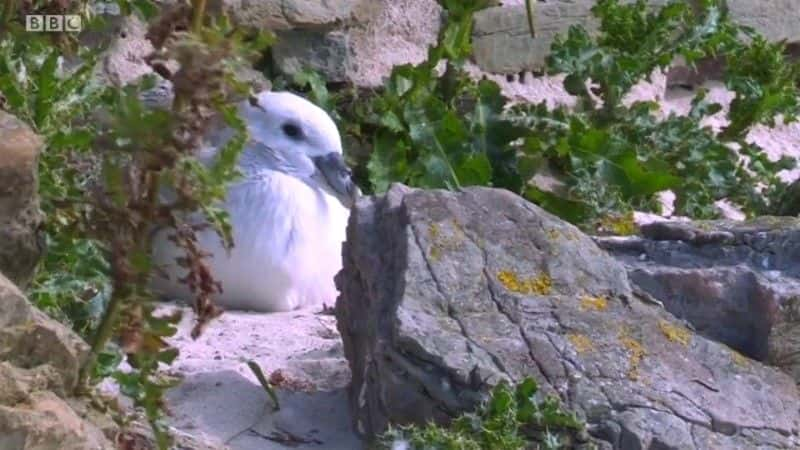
[150,91,359,312]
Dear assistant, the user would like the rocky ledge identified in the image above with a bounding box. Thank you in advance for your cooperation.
[597,217,800,386]
[335,184,800,449]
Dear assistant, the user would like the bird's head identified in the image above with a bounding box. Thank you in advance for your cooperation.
[237,90,360,208]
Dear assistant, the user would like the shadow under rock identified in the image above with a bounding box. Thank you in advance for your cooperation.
[166,370,363,450]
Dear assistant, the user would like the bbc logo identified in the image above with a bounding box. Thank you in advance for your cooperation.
[25,15,82,32]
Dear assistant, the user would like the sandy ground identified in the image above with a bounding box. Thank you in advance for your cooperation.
[160,304,361,450]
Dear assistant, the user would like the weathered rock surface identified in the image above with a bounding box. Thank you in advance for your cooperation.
[272,30,354,82]
[81,12,268,103]
[0,273,113,450]
[0,111,44,289]
[336,184,800,449]
[87,14,155,87]
[772,295,800,385]
[725,0,800,44]
[218,0,373,31]
[270,0,441,86]
[596,217,800,385]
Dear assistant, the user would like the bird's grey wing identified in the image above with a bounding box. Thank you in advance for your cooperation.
[244,139,317,178]
[149,121,232,241]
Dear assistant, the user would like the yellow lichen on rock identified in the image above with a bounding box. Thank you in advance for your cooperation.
[658,320,691,346]
[580,295,608,311]
[496,270,552,295]
[427,221,464,261]
[598,212,637,236]
[546,229,561,241]
[428,222,440,238]
[428,223,442,260]
[731,350,749,367]
[567,333,594,354]
[619,327,647,381]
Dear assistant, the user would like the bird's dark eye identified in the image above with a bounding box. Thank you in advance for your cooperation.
[282,123,302,139]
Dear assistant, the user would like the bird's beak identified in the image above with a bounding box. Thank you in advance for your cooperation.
[312,152,361,209]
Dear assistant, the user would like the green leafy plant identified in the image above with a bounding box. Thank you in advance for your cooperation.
[1,1,272,447]
[518,0,798,222]
[380,378,585,450]
[340,0,798,229]
[0,22,112,337]
[363,0,528,195]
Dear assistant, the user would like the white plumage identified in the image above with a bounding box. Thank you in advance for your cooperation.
[150,91,358,312]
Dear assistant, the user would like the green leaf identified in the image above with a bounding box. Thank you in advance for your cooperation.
[293,69,333,113]
[563,73,586,96]
[157,348,179,365]
[34,51,64,128]
[132,0,160,20]
[418,152,455,189]
[367,132,409,193]
[456,153,492,186]
[247,360,281,411]
[524,187,589,224]
[102,159,127,208]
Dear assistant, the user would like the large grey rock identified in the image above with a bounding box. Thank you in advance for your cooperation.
[597,217,800,385]
[0,111,44,289]
[0,274,218,450]
[271,30,354,82]
[0,272,88,398]
[335,184,800,449]
[0,273,113,449]
[0,391,111,450]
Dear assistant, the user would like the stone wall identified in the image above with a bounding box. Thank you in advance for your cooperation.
[101,0,800,95]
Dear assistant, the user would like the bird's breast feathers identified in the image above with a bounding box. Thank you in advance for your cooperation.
[197,170,349,309]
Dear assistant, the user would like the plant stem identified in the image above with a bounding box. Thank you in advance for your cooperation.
[191,0,206,32]
[77,279,127,390]
[2,0,16,31]
[525,0,536,38]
